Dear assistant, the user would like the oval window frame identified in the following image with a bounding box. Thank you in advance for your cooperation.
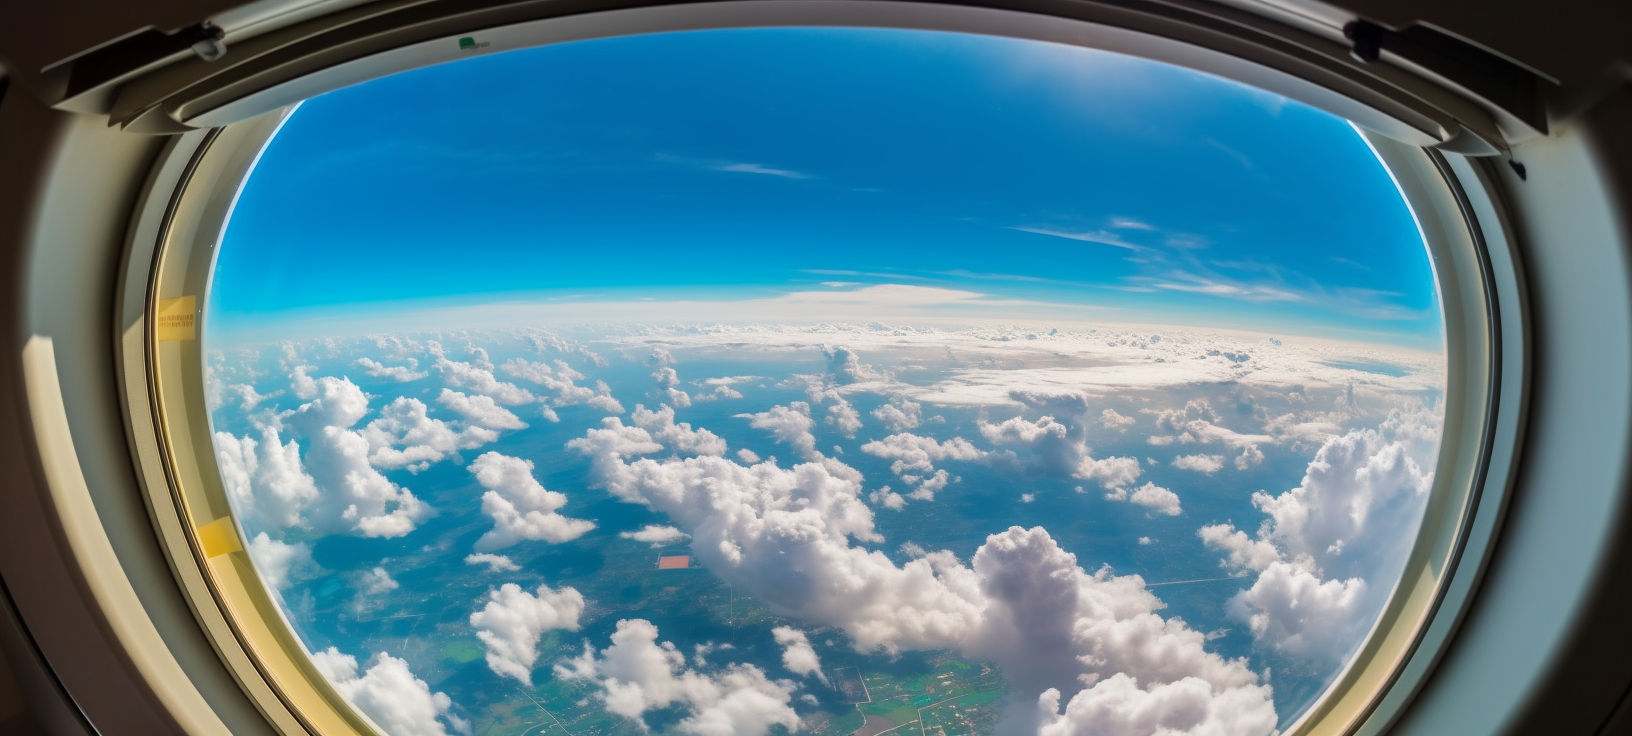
[114,5,1527,736]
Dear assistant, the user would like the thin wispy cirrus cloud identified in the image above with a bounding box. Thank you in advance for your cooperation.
[654,152,813,181]
[1009,213,1164,251]
[207,282,1075,345]
[1129,263,1432,322]
[1108,216,1156,231]
[1005,214,1422,321]
[1009,226,1145,251]
[1132,274,1306,303]
[712,162,812,179]
[801,268,932,281]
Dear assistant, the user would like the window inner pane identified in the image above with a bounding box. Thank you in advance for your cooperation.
[205,27,1445,736]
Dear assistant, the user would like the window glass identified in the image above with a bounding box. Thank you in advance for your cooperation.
[205,27,1444,736]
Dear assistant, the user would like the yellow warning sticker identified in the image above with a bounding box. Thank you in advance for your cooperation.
[197,515,243,558]
[156,295,197,341]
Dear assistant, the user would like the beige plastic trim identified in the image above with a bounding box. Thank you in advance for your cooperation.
[22,335,233,736]
[1273,132,1518,736]
[123,110,386,736]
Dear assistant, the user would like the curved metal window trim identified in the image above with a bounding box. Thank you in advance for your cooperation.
[114,8,1527,736]
[107,0,1517,153]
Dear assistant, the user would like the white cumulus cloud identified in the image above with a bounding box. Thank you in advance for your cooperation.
[356,357,427,382]
[1148,399,1271,449]
[633,404,727,456]
[1035,671,1278,736]
[438,389,527,430]
[431,343,536,405]
[311,648,462,736]
[1075,455,1143,491]
[1103,482,1182,516]
[469,452,595,551]
[738,402,819,460]
[245,533,313,591]
[465,553,521,572]
[860,431,985,476]
[620,524,690,547]
[1199,405,1440,663]
[357,566,399,596]
[1171,454,1225,474]
[825,397,863,439]
[649,349,693,408]
[871,398,922,432]
[1100,408,1136,431]
[556,619,800,736]
[823,345,884,385]
[502,357,625,414]
[360,395,501,471]
[470,582,586,684]
[770,627,827,684]
[215,423,320,528]
[1235,445,1266,470]
[284,371,430,537]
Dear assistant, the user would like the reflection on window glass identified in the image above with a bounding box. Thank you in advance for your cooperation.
[206,27,1444,736]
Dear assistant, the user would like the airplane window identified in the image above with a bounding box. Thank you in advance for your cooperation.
[190,27,1447,736]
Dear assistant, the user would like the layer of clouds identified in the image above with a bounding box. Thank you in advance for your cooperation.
[469,452,595,551]
[570,427,1276,733]
[311,648,465,736]
[469,582,586,684]
[556,619,800,736]
[590,323,1440,409]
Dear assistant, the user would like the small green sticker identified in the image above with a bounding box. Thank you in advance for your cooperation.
[459,37,476,49]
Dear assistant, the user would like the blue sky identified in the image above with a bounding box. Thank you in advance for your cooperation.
[215,27,1441,348]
